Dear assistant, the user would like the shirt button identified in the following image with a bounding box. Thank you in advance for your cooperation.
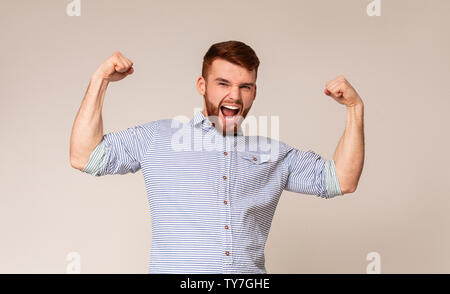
[223,151,228,156]
[224,225,229,229]
[224,200,228,205]
[223,175,227,180]
[225,251,230,256]
[253,157,257,161]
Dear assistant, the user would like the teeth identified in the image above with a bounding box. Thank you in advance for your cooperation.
[223,105,239,110]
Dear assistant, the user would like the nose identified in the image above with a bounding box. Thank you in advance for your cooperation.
[228,85,241,101]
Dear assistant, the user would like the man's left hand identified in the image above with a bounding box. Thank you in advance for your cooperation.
[324,76,363,107]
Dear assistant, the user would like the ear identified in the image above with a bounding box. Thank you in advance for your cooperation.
[196,76,206,96]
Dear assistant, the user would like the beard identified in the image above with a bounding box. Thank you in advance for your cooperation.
[203,93,250,136]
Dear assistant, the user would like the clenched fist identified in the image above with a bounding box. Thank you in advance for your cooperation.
[324,76,363,107]
[93,51,134,82]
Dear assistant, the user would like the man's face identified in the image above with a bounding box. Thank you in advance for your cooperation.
[196,58,257,135]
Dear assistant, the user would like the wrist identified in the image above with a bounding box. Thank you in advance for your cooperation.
[87,72,110,99]
[346,100,364,110]
[346,101,364,122]
[91,71,109,85]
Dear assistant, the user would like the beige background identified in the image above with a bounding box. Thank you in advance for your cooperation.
[0,0,449,273]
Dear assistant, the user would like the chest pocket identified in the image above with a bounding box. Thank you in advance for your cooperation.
[238,152,272,164]
[236,152,277,200]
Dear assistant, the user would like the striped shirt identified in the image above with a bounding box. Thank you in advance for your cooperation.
[81,110,343,274]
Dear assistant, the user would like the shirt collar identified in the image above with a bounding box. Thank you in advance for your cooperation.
[190,110,207,127]
[190,110,244,136]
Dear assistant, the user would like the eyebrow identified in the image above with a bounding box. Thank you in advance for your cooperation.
[214,77,255,87]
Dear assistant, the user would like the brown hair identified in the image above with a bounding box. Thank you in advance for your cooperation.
[202,40,260,81]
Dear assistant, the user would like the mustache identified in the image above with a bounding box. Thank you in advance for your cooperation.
[219,98,243,107]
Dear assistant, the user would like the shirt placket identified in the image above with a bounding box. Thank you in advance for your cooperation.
[221,135,234,271]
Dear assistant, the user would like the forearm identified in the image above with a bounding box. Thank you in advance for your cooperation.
[333,102,365,193]
[70,75,109,170]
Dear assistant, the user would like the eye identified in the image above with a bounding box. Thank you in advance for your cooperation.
[219,82,228,86]
[241,86,251,89]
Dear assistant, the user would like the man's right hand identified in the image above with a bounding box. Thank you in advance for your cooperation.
[92,51,134,82]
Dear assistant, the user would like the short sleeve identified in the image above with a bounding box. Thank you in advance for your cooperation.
[324,159,343,197]
[283,148,343,198]
[82,139,108,176]
[82,121,159,176]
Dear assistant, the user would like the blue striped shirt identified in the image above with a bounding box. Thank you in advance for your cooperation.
[81,110,343,273]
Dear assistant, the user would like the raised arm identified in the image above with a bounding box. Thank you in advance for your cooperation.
[69,51,134,170]
[324,75,365,194]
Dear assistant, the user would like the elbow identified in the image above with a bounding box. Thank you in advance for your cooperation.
[334,167,359,195]
[70,158,82,171]
[341,183,358,194]
[70,142,90,171]
[70,153,86,171]
[336,173,359,195]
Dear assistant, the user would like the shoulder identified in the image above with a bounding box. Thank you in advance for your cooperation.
[251,135,293,153]
[140,117,195,139]
[145,117,189,132]
[141,117,181,131]
[242,135,293,161]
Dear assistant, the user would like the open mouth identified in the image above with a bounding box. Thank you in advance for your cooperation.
[220,105,241,120]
